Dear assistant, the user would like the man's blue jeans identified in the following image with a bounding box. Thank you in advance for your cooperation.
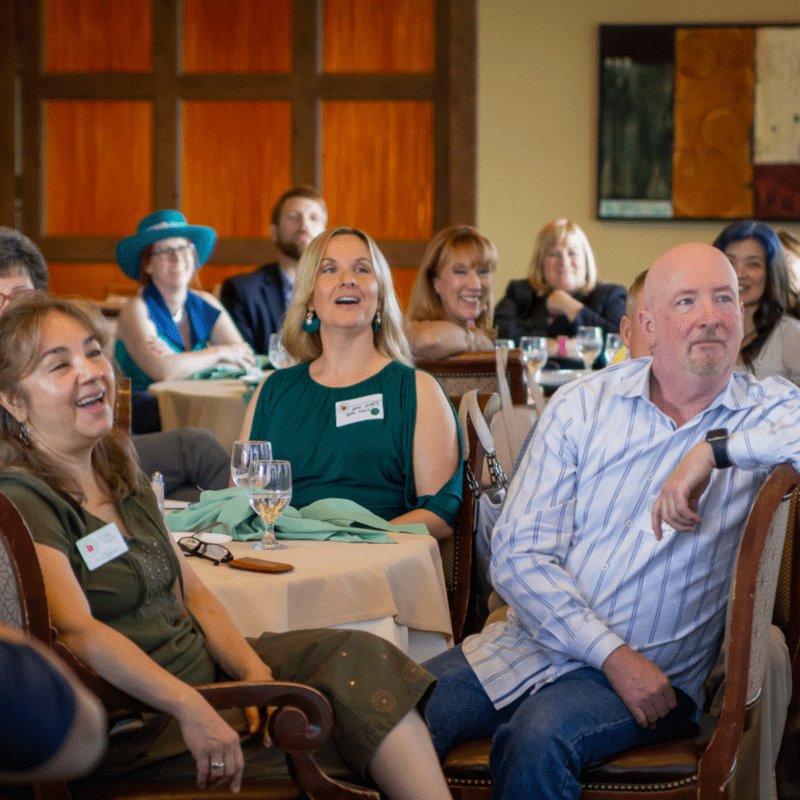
[423,645,699,800]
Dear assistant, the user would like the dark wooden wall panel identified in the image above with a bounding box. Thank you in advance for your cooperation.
[323,0,434,72]
[44,0,152,72]
[322,101,434,239]
[182,0,291,73]
[182,101,292,237]
[44,101,153,235]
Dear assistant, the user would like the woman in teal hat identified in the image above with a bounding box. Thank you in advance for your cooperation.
[115,210,255,391]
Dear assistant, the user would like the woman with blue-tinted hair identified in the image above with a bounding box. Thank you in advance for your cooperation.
[713,219,800,383]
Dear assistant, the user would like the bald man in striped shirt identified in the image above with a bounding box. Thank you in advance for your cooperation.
[424,242,800,800]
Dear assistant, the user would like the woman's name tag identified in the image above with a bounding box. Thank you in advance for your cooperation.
[335,393,384,427]
[76,523,129,571]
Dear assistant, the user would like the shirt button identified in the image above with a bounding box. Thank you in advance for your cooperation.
[625,520,632,527]
[601,564,609,570]
[647,474,654,480]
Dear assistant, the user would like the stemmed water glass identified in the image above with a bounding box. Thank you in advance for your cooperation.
[575,326,603,370]
[231,440,273,487]
[248,460,292,551]
[268,333,290,369]
[604,333,624,366]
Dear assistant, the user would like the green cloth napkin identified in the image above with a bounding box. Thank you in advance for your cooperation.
[187,355,271,382]
[165,489,429,543]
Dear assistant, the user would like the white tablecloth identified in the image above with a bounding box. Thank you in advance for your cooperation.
[179,532,452,663]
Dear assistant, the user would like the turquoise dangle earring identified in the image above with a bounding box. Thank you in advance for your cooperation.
[303,309,320,333]
[372,310,382,334]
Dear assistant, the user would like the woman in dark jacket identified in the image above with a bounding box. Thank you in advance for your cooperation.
[494,219,626,367]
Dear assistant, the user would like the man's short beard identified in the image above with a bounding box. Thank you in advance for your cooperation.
[275,238,303,261]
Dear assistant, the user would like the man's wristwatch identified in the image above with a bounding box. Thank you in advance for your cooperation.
[705,428,732,469]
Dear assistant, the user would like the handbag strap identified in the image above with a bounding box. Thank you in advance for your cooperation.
[495,346,524,450]
[459,389,508,491]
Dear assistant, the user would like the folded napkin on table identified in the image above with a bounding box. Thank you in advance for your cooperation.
[165,489,428,542]
[187,355,271,382]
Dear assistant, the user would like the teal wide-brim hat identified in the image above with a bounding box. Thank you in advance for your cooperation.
[116,210,216,280]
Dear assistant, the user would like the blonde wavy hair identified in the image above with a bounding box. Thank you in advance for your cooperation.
[528,219,597,296]
[0,293,144,502]
[407,225,498,339]
[282,227,413,366]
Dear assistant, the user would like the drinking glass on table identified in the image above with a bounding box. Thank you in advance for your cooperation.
[248,460,292,551]
[268,333,290,369]
[575,326,603,370]
[231,440,273,487]
[604,333,625,366]
[519,336,548,403]
[494,338,515,351]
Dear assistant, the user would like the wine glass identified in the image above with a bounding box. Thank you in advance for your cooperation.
[494,338,515,351]
[268,333,290,369]
[575,326,603,370]
[604,333,624,365]
[519,336,548,401]
[231,440,272,488]
[248,460,292,551]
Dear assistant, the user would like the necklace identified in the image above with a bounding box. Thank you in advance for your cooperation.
[171,306,184,325]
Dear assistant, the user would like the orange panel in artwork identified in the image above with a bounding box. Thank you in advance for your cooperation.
[322,101,433,240]
[44,101,153,236]
[182,102,292,237]
[323,0,434,73]
[44,0,152,73]
[183,0,291,73]
[673,27,755,219]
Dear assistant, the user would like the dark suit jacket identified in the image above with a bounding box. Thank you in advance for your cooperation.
[220,262,286,355]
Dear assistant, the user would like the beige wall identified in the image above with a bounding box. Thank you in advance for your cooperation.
[477,0,800,301]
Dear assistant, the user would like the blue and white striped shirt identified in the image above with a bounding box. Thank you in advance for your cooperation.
[464,358,800,709]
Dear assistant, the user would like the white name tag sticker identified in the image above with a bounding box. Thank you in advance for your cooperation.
[76,523,129,571]
[335,393,384,427]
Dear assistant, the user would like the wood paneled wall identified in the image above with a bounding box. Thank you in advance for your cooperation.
[9,0,476,309]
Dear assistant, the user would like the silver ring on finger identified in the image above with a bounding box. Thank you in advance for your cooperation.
[210,761,224,769]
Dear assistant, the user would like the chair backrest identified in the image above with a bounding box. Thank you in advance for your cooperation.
[439,393,490,643]
[0,492,52,644]
[701,464,800,796]
[416,351,527,406]
[115,376,132,435]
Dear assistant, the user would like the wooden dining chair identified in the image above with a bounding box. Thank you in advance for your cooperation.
[774,483,800,799]
[442,464,800,800]
[114,376,132,436]
[416,351,528,406]
[438,393,490,644]
[0,491,378,800]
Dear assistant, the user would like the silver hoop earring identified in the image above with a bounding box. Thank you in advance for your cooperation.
[18,422,29,446]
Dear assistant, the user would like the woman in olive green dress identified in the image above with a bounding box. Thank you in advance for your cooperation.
[0,293,451,799]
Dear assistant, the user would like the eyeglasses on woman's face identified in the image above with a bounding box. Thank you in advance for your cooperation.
[178,536,233,565]
[151,243,193,261]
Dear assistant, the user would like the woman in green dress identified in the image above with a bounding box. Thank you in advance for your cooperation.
[0,293,451,798]
[239,227,462,541]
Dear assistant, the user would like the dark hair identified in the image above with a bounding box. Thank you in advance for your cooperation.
[625,269,648,318]
[0,293,144,502]
[0,228,49,290]
[712,220,790,367]
[271,187,327,227]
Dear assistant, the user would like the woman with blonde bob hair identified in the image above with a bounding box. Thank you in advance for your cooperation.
[241,227,461,541]
[494,219,626,366]
[406,225,497,359]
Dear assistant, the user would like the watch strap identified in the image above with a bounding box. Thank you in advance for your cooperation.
[706,429,732,469]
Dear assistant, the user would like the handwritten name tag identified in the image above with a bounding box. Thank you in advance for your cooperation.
[76,523,129,571]
[335,393,384,427]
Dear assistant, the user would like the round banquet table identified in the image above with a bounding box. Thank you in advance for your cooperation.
[149,376,270,453]
[175,532,453,664]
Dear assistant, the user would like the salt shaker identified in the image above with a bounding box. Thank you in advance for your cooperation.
[151,471,165,516]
